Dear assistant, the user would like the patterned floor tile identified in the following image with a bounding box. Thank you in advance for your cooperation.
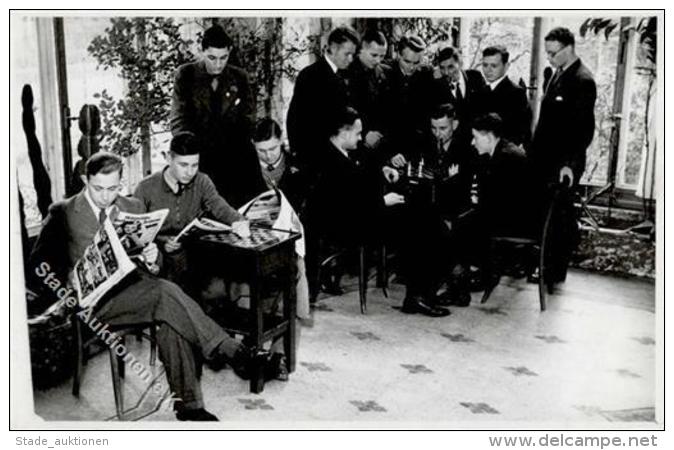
[237,398,274,410]
[631,336,655,345]
[460,402,500,414]
[616,369,641,379]
[400,364,433,374]
[441,333,475,343]
[300,362,332,372]
[350,331,381,341]
[503,366,538,377]
[534,335,567,344]
[350,400,387,412]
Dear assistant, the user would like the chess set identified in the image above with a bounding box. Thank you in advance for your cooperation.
[200,227,288,249]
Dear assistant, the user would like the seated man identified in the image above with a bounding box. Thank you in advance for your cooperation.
[307,107,450,317]
[252,117,305,212]
[418,104,476,306]
[133,131,250,293]
[467,113,535,285]
[28,152,271,421]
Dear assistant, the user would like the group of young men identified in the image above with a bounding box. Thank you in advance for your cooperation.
[26,22,596,421]
[289,25,596,317]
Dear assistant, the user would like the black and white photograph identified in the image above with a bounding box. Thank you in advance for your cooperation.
[9,8,663,434]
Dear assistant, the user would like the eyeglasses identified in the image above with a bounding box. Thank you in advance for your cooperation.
[546,45,568,59]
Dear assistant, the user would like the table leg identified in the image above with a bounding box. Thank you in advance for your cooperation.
[250,268,265,394]
[283,263,297,373]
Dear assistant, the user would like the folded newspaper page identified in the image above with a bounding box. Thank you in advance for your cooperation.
[113,208,169,255]
[175,217,232,242]
[72,218,136,310]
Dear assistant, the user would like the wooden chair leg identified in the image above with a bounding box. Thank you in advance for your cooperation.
[376,244,388,298]
[149,326,157,366]
[108,347,125,420]
[359,246,367,314]
[72,318,84,397]
[117,335,126,379]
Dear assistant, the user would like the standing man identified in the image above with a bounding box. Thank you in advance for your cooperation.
[346,29,390,152]
[385,35,436,168]
[531,27,597,283]
[480,45,532,148]
[286,26,360,173]
[433,46,487,137]
[170,25,261,208]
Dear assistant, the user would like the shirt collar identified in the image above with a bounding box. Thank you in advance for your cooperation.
[324,55,339,74]
[486,74,507,90]
[83,188,113,218]
[260,152,285,171]
[162,166,194,195]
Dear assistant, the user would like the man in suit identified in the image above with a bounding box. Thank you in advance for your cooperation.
[385,35,436,169]
[480,45,532,148]
[307,107,450,317]
[28,153,272,421]
[346,29,390,152]
[531,27,597,283]
[433,46,488,137]
[170,25,261,208]
[468,114,534,290]
[286,26,360,173]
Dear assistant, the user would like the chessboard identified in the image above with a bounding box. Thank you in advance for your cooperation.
[200,227,287,250]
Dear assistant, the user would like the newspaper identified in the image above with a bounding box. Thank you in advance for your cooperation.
[175,217,232,242]
[113,209,169,255]
[72,218,136,310]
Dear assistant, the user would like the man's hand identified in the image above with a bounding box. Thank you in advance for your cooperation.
[390,153,407,168]
[232,220,251,238]
[447,164,459,178]
[142,242,159,264]
[364,131,384,149]
[559,166,574,187]
[384,192,405,207]
[164,238,182,254]
[382,166,400,184]
[444,220,453,232]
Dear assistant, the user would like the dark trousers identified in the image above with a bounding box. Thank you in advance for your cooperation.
[94,273,239,409]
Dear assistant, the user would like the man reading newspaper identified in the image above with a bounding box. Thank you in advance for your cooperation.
[28,152,277,421]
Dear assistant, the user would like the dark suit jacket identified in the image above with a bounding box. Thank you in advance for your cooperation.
[433,69,488,131]
[473,139,534,237]
[416,133,475,222]
[482,76,532,148]
[170,61,261,208]
[346,59,390,136]
[28,193,146,299]
[286,57,350,170]
[531,58,597,183]
[307,142,384,246]
[382,61,436,160]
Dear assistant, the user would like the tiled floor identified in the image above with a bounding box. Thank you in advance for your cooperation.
[32,269,658,428]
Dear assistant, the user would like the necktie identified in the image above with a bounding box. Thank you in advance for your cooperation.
[98,208,107,226]
[177,183,187,195]
[549,68,563,89]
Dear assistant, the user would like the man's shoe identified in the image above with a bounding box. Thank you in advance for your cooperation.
[401,296,451,317]
[320,279,344,296]
[435,290,471,307]
[265,353,289,382]
[175,408,219,421]
[230,345,271,381]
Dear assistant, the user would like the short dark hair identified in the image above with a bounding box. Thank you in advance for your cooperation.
[170,131,200,156]
[436,46,461,64]
[327,26,360,48]
[545,27,575,47]
[396,35,426,54]
[202,25,233,51]
[330,107,360,137]
[253,117,282,142]
[482,45,510,64]
[430,103,457,121]
[472,113,504,138]
[85,152,123,178]
[360,29,387,47]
